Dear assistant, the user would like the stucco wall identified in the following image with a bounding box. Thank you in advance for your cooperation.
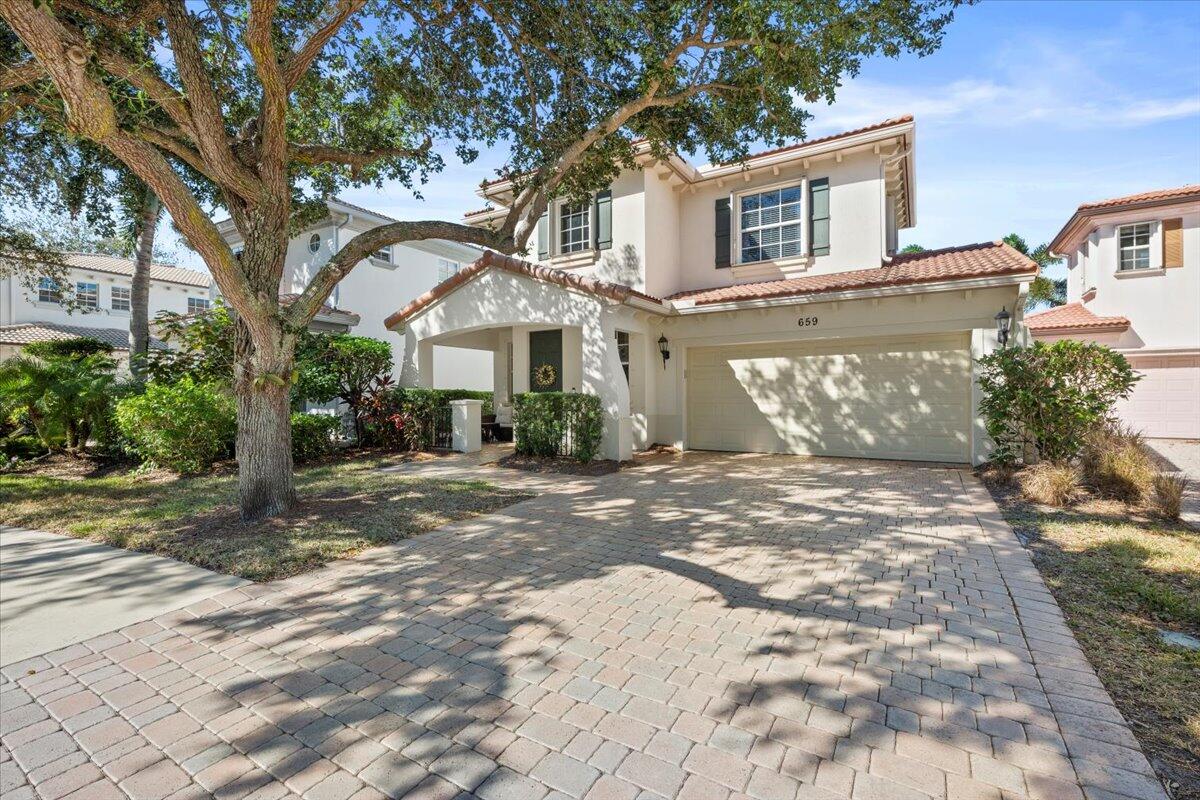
[0,267,212,330]
[1063,206,1199,352]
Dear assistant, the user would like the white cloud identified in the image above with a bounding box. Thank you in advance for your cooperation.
[806,36,1199,134]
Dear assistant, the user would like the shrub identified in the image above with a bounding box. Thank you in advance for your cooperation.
[25,337,114,361]
[1152,473,1188,521]
[1080,425,1155,503]
[0,348,118,451]
[513,392,603,461]
[291,413,340,463]
[976,341,1138,464]
[116,378,235,473]
[1020,462,1081,507]
[360,386,494,450]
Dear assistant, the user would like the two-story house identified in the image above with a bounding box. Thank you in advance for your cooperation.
[1027,186,1200,439]
[216,198,492,389]
[385,116,1038,463]
[0,253,215,365]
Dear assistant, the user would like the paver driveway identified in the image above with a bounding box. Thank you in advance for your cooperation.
[1,454,1166,800]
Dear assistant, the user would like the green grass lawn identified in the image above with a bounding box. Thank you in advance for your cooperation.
[0,455,532,582]
[991,487,1199,796]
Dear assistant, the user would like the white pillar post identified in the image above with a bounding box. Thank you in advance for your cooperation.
[450,399,483,453]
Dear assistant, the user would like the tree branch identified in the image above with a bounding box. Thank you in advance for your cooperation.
[1,58,43,92]
[246,0,289,198]
[285,220,513,327]
[162,0,263,203]
[290,136,432,172]
[52,0,163,33]
[281,0,366,90]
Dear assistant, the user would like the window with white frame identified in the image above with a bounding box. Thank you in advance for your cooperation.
[37,277,61,304]
[559,202,590,254]
[616,331,630,383]
[308,233,321,253]
[188,297,211,314]
[76,281,99,308]
[739,184,803,263]
[373,245,392,263]
[1117,223,1152,271]
[437,258,459,282]
[111,286,131,312]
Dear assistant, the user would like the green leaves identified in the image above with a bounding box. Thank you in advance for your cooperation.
[976,340,1139,465]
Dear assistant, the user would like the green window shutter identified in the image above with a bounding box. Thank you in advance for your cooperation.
[810,178,830,256]
[594,189,612,250]
[536,212,549,260]
[714,197,731,268]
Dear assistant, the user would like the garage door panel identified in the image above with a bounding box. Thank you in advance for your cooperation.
[687,335,971,462]
[1117,356,1200,439]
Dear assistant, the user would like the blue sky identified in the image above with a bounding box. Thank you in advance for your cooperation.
[179,0,1200,271]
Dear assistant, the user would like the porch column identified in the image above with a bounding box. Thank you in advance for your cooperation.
[417,339,434,388]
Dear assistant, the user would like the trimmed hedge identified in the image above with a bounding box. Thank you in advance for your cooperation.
[291,413,341,463]
[397,388,494,416]
[513,392,603,462]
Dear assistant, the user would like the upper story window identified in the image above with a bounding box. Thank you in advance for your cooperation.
[111,286,131,312]
[437,258,459,282]
[559,202,590,254]
[76,281,99,309]
[37,277,61,304]
[739,185,802,263]
[308,233,321,254]
[188,297,211,314]
[374,246,392,263]
[1118,223,1152,271]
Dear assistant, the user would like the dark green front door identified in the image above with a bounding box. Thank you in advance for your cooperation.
[529,329,563,392]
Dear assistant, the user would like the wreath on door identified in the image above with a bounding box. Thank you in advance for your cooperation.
[533,363,557,388]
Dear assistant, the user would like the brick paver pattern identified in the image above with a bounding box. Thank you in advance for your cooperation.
[0,454,1168,800]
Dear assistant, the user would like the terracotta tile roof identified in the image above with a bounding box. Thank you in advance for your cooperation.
[66,253,212,288]
[385,251,663,328]
[278,293,361,324]
[1025,302,1130,333]
[1050,185,1200,253]
[0,322,168,351]
[480,115,913,189]
[669,241,1036,307]
[714,115,913,166]
[1076,185,1200,211]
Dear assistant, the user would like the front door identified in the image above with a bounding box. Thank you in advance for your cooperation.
[528,329,563,392]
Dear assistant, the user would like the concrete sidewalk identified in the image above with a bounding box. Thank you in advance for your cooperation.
[0,526,248,666]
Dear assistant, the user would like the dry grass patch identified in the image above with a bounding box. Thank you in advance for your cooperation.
[989,484,1200,796]
[1019,462,1081,506]
[0,454,532,581]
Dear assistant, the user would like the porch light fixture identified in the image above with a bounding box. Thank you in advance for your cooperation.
[995,306,1011,347]
[657,334,670,367]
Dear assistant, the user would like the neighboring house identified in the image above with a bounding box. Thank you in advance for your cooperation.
[215,198,492,389]
[1027,185,1200,440]
[386,116,1038,464]
[0,252,213,366]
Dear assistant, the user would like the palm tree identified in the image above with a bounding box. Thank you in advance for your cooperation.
[121,181,162,382]
[1003,233,1066,310]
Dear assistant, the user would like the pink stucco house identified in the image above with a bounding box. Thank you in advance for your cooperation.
[1027,185,1200,439]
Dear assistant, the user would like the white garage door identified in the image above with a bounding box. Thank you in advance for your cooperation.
[1118,355,1200,439]
[687,333,971,462]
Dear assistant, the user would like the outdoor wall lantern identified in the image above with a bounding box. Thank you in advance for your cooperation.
[995,306,1011,348]
[657,334,671,367]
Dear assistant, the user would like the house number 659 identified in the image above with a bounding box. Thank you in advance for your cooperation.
[798,316,819,327]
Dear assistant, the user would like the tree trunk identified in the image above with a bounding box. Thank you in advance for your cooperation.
[129,188,159,381]
[232,234,297,522]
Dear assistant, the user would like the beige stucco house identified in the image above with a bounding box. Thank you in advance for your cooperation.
[386,116,1038,464]
[1027,185,1200,439]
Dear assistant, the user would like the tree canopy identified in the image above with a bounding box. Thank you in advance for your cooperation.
[2,0,965,518]
[1003,233,1066,310]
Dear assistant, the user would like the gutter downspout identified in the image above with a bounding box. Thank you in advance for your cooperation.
[330,212,352,309]
[879,146,912,263]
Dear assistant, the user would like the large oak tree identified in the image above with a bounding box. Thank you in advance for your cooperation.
[2,0,962,520]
